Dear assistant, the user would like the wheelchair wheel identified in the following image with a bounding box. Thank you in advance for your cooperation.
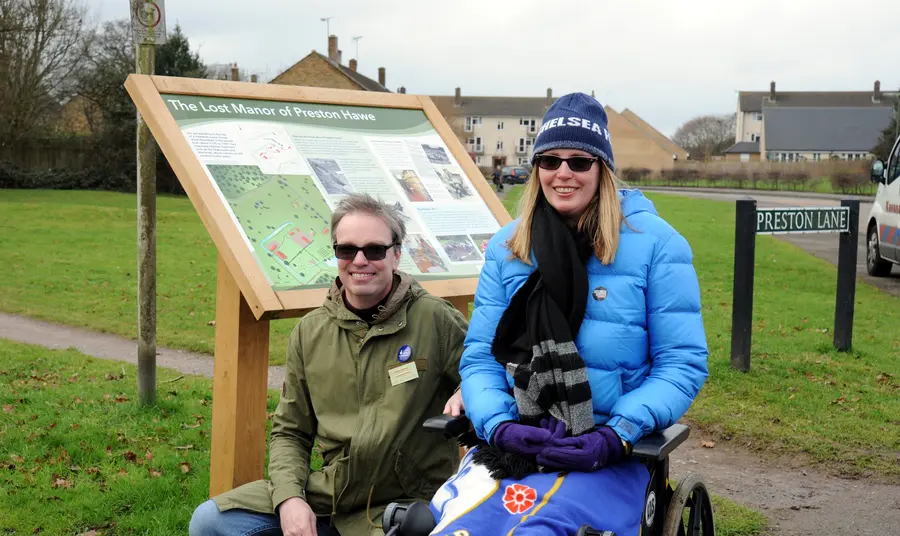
[662,472,715,536]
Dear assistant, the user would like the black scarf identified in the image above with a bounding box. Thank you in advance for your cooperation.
[467,196,596,480]
[492,195,596,435]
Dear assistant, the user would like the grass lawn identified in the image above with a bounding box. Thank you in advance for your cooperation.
[629,177,877,196]
[0,339,764,535]
[0,186,898,482]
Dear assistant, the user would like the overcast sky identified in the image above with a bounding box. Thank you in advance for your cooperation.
[91,0,900,136]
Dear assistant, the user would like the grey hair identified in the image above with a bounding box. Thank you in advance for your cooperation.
[330,193,407,247]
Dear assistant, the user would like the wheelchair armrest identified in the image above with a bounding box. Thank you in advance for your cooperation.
[630,423,690,461]
[423,414,471,438]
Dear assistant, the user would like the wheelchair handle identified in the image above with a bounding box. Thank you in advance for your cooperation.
[422,413,471,438]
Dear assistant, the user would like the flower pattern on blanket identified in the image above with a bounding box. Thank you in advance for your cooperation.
[502,483,537,514]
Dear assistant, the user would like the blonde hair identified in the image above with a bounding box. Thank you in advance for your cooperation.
[507,162,625,265]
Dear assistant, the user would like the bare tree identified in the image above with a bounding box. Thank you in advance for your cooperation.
[0,0,92,145]
[672,113,736,160]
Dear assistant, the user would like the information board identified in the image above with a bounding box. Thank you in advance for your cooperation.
[125,75,510,319]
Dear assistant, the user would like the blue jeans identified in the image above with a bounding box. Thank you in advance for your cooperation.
[189,499,342,536]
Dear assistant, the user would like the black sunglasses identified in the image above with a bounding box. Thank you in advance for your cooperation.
[534,154,599,172]
[333,242,398,261]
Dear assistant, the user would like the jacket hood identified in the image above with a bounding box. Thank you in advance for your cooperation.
[323,270,425,324]
[619,188,658,219]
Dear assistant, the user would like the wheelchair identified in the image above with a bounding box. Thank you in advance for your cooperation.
[383,415,715,536]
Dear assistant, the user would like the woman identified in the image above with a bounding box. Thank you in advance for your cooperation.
[429,93,709,535]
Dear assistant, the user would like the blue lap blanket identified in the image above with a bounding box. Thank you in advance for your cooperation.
[428,448,650,536]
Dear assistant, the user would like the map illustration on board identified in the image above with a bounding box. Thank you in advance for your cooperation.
[206,165,337,289]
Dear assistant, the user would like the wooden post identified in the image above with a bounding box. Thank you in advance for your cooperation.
[448,295,472,320]
[209,255,271,497]
[730,199,757,373]
[833,200,859,351]
[136,41,157,406]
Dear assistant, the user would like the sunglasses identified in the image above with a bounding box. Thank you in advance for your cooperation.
[534,154,599,173]
[333,242,398,261]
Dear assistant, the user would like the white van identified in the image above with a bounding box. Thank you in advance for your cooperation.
[867,133,900,276]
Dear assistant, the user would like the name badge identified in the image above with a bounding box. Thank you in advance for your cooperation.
[389,362,419,386]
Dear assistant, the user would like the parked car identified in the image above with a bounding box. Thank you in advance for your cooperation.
[501,166,530,184]
[866,133,900,276]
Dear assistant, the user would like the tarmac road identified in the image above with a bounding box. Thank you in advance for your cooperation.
[644,187,900,298]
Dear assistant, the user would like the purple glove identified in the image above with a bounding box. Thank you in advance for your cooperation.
[492,417,567,458]
[536,426,625,472]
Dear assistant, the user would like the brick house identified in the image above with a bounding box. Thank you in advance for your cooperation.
[727,81,897,162]
[269,35,394,93]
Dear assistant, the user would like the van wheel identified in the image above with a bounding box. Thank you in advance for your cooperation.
[867,225,892,277]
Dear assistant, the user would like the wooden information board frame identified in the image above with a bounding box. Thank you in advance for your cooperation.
[124,74,511,496]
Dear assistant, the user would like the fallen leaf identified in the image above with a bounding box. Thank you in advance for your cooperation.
[179,462,191,473]
[51,477,71,489]
[144,450,152,461]
[701,440,716,448]
[114,394,129,403]
[123,451,137,463]
[73,397,83,404]
[11,455,24,463]
[70,423,80,430]
[117,468,127,476]
[876,372,893,384]
[148,468,162,478]
[2,404,13,414]
[86,467,100,475]
[68,465,81,472]
[105,446,112,457]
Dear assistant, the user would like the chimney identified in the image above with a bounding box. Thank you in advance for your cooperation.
[874,80,882,102]
[378,67,386,87]
[250,74,258,83]
[349,58,357,72]
[337,49,342,64]
[455,87,461,106]
[231,63,239,81]
[399,86,406,94]
[769,81,776,101]
[546,87,553,102]
[328,35,338,62]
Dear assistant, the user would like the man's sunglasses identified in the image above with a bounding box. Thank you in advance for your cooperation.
[534,154,599,172]
[333,243,398,261]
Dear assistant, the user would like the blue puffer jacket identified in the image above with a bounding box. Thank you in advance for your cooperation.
[460,189,709,446]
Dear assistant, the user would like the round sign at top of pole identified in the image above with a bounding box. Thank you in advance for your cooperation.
[135,1,162,28]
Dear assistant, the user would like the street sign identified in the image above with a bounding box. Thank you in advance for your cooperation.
[756,206,850,235]
[130,0,167,45]
[731,200,860,373]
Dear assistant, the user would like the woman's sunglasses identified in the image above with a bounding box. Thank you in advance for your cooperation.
[534,154,599,173]
[333,242,398,261]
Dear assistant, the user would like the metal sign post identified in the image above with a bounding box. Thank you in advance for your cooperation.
[730,201,859,372]
[130,0,167,406]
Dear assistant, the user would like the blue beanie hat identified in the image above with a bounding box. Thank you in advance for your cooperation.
[531,92,615,172]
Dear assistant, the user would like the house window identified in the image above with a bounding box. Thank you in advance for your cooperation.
[496,140,504,151]
[497,121,504,130]
[475,156,483,165]
[755,113,763,121]
[750,134,758,142]
[520,118,537,133]
[467,137,482,151]
[465,116,482,132]
[517,137,533,153]
[813,153,821,161]
[518,157,530,165]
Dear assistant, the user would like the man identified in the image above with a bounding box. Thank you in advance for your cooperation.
[189,193,467,536]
